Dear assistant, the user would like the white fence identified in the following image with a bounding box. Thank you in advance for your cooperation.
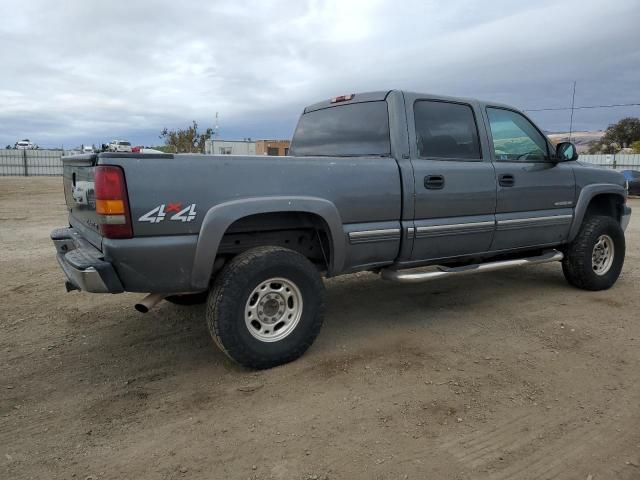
[578,154,640,171]
[0,150,64,176]
[1,150,639,177]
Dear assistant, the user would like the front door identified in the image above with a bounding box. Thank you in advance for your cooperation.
[484,107,575,251]
[407,98,497,263]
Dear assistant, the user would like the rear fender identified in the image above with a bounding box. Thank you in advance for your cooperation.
[191,196,344,289]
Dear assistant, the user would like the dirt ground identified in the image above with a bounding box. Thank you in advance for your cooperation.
[1,176,639,480]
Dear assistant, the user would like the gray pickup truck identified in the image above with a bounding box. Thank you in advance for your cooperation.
[52,90,632,369]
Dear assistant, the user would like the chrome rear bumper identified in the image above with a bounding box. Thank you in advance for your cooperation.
[51,227,123,293]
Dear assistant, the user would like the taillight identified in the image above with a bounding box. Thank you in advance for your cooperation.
[94,165,133,238]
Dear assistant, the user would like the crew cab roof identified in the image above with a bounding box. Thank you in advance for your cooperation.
[302,90,515,113]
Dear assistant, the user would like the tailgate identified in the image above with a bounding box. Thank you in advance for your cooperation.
[62,154,103,248]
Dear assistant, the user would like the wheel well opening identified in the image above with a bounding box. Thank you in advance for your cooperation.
[216,212,332,271]
[585,194,624,222]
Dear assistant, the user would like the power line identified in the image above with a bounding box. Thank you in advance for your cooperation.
[524,102,640,112]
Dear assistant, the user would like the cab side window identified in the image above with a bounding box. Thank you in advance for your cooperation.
[486,108,548,162]
[414,101,481,160]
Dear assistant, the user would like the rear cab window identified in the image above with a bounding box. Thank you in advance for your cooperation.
[414,100,481,160]
[290,101,390,157]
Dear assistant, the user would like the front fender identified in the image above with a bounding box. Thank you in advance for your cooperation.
[568,183,626,242]
[191,196,345,289]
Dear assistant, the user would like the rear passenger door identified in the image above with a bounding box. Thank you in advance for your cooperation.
[407,97,497,263]
[484,107,575,251]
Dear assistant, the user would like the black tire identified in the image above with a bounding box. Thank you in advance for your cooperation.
[562,215,625,291]
[165,291,209,306]
[206,246,325,369]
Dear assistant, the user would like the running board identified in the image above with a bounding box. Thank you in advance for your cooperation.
[380,250,564,283]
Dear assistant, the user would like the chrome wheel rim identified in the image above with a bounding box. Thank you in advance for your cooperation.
[244,277,303,342]
[592,234,614,276]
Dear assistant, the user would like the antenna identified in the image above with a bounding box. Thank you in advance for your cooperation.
[214,112,219,139]
[568,81,576,142]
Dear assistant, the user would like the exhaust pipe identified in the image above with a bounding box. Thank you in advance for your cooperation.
[135,293,165,313]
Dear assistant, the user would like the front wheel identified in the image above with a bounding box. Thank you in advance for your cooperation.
[206,246,325,369]
[562,215,625,291]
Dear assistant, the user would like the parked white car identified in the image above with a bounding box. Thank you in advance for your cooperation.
[83,146,95,153]
[15,139,36,149]
[108,140,132,152]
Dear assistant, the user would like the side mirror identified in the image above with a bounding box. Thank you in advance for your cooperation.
[555,142,578,162]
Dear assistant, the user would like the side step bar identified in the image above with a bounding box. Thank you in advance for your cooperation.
[380,250,564,283]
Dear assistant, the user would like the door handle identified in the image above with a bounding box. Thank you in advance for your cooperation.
[499,174,515,187]
[424,175,445,190]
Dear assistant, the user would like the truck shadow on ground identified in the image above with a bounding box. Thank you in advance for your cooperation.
[75,265,569,377]
[323,266,567,331]
[59,265,579,427]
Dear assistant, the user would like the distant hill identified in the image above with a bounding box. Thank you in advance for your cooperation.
[547,131,604,153]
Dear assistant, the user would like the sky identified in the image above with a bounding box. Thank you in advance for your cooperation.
[0,0,639,148]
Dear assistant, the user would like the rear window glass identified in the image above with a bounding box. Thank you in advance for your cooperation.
[119,142,131,146]
[414,101,481,160]
[290,101,390,156]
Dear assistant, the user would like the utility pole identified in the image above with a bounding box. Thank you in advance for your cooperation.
[568,81,576,142]
[208,112,219,155]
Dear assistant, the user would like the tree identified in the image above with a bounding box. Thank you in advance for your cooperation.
[159,121,213,153]
[631,140,640,154]
[153,145,177,153]
[588,140,617,154]
[589,117,640,153]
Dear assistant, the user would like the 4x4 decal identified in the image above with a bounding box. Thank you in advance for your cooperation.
[138,203,197,223]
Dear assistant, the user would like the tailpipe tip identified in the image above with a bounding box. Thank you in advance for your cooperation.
[134,293,165,313]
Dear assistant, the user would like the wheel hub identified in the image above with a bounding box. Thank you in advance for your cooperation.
[592,234,614,276]
[259,294,285,322]
[245,278,303,342]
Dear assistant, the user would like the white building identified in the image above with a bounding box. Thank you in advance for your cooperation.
[205,139,256,155]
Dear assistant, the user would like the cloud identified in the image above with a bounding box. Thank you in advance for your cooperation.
[0,0,638,147]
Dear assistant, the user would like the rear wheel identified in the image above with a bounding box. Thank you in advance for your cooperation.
[562,215,625,291]
[206,246,325,369]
